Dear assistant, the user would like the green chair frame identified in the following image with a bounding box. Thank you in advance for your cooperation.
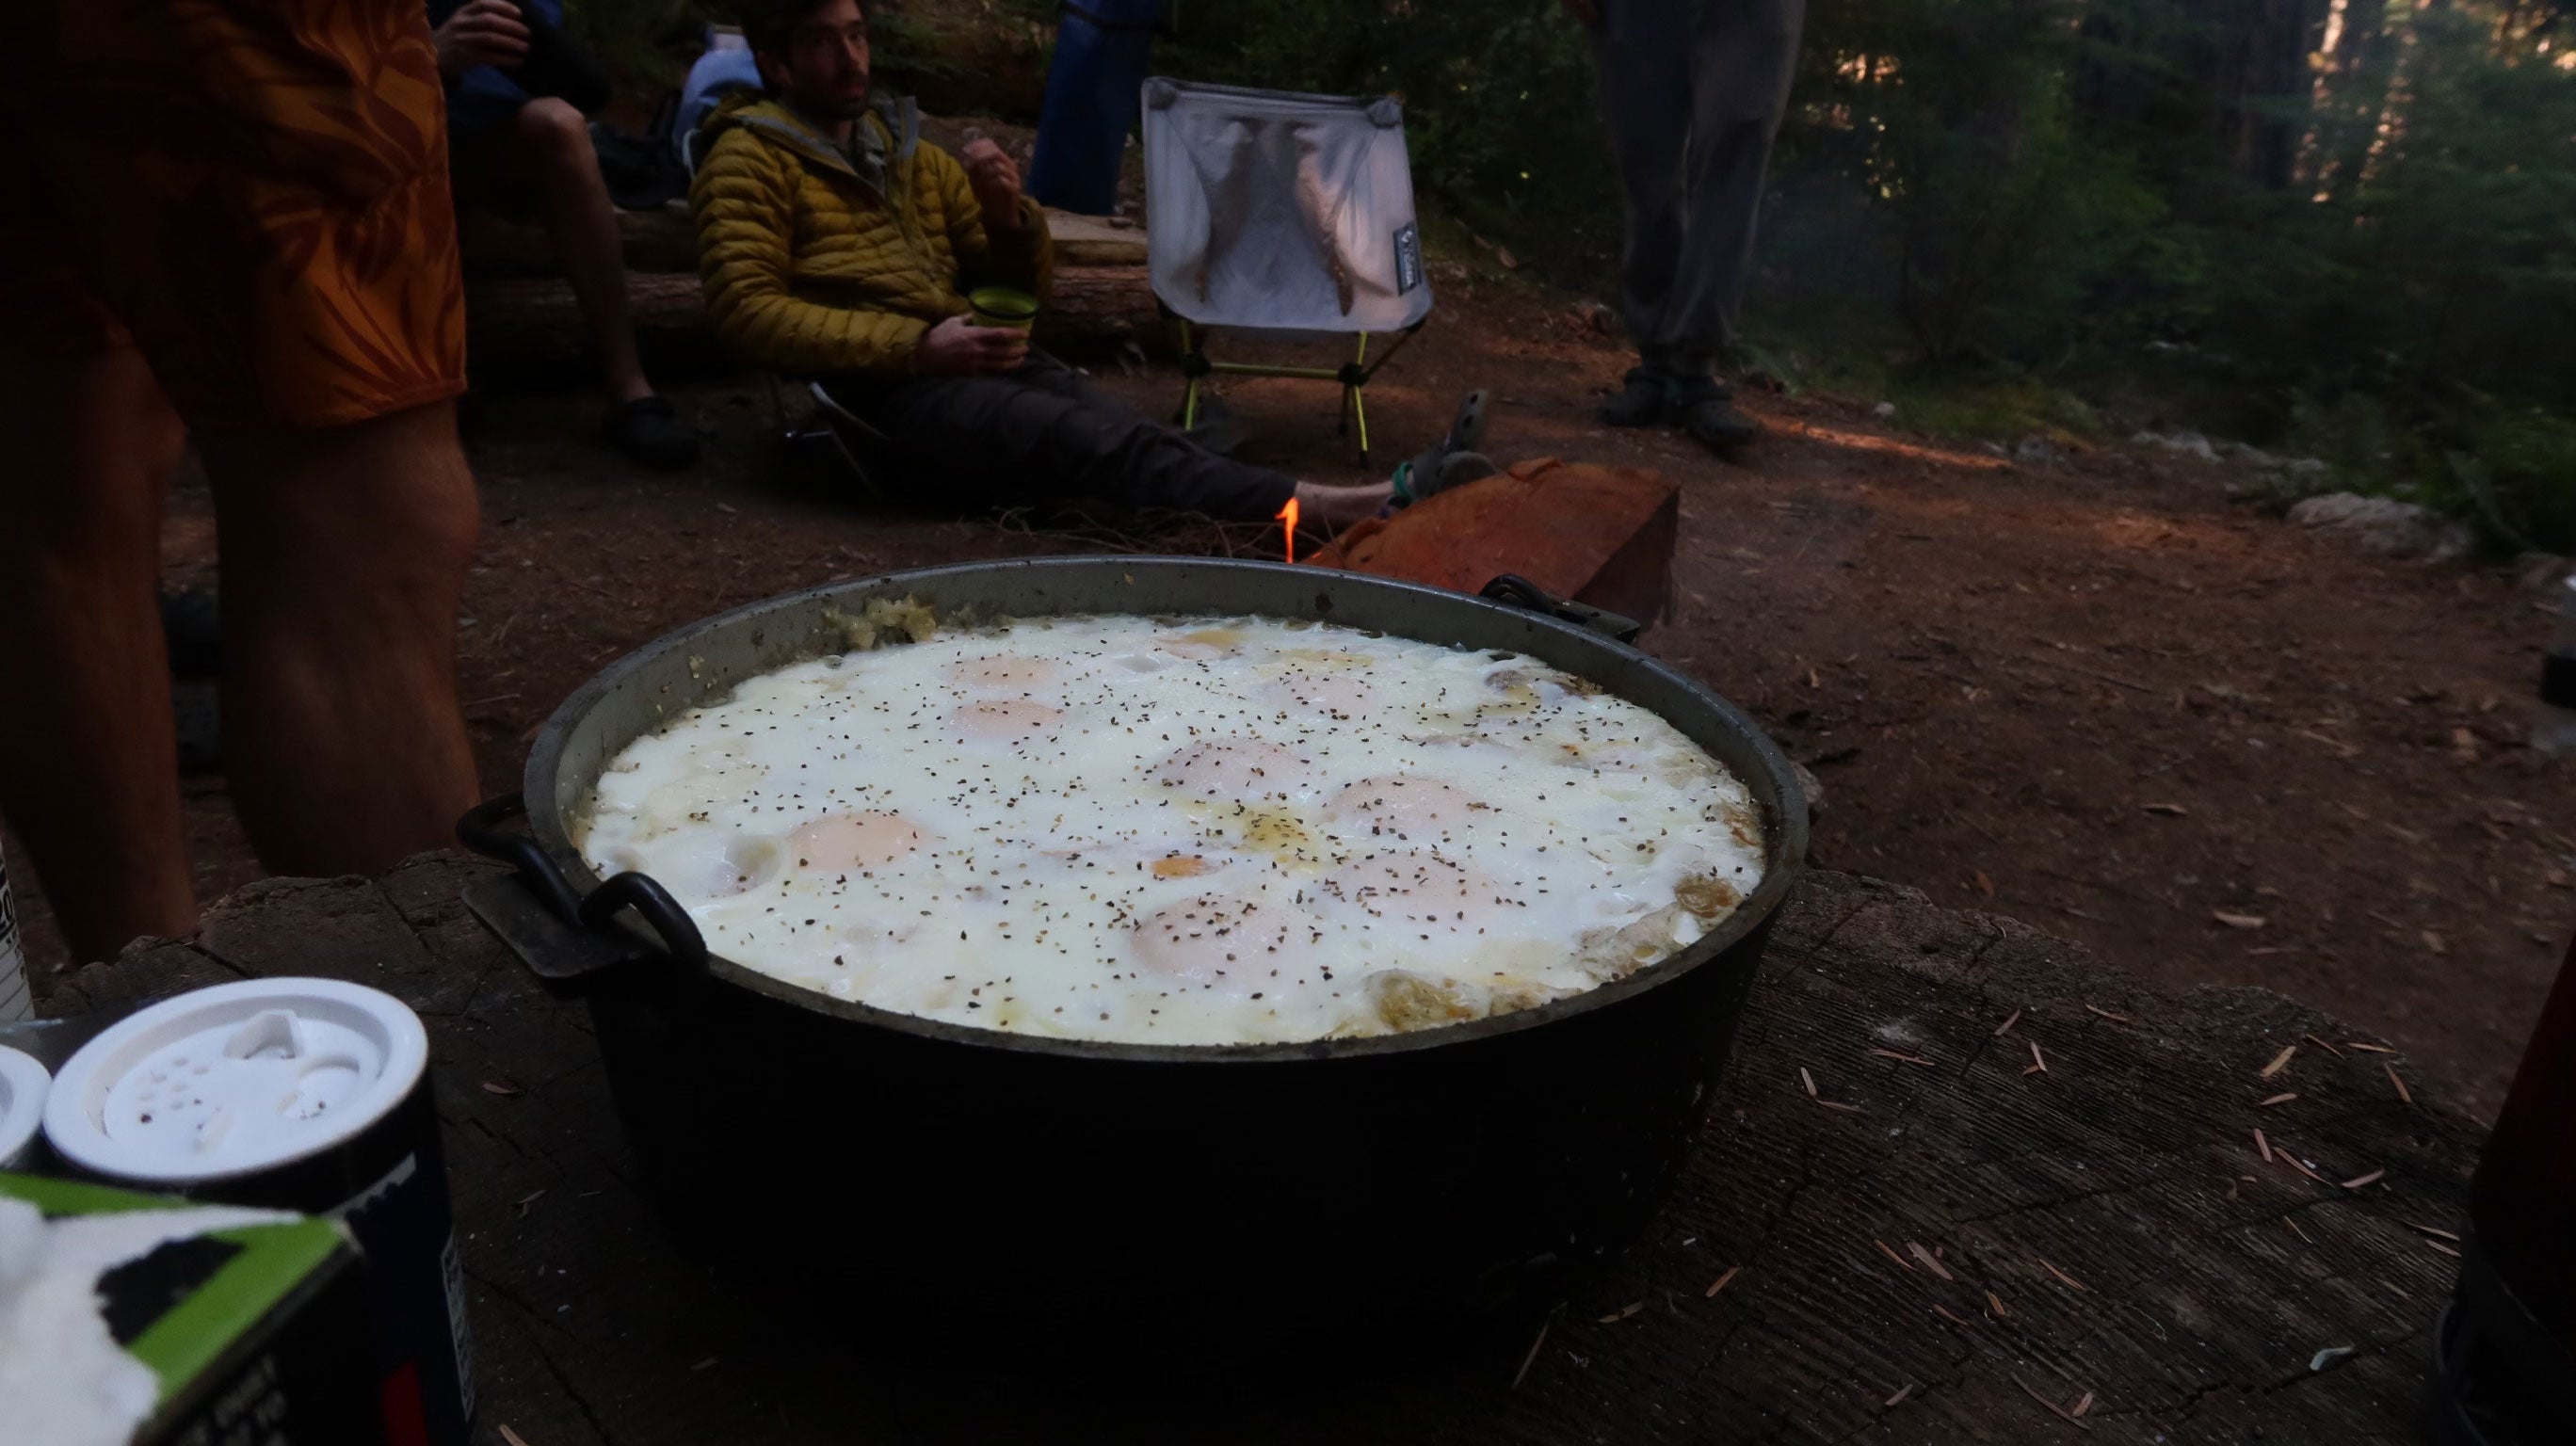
[1174,316,1427,467]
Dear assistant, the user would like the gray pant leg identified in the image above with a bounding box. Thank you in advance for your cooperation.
[1597,2,1696,369]
[831,356,1299,520]
[1599,0,1805,371]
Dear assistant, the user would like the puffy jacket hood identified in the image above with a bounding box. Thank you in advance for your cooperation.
[698,92,922,184]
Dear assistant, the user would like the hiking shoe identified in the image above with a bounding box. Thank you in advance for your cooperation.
[1674,378,1758,455]
[1445,388,1490,454]
[604,395,700,470]
[1391,391,1494,507]
[1599,366,1672,427]
[1392,450,1500,508]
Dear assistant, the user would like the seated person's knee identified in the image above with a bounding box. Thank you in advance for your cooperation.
[512,96,589,157]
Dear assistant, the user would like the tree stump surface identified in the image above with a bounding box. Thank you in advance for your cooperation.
[47,854,2477,1444]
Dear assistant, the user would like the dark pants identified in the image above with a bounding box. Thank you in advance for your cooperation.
[1596,0,1805,375]
[827,354,1298,520]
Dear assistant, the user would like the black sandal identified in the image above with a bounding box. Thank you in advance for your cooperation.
[604,395,701,471]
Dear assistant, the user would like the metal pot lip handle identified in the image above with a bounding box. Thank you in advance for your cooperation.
[456,793,710,975]
[457,792,584,921]
[576,870,709,971]
[1478,573,1643,644]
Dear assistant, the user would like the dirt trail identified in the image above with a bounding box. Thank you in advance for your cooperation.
[9,281,2568,1116]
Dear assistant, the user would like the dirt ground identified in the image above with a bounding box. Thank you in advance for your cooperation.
[10,278,2572,1120]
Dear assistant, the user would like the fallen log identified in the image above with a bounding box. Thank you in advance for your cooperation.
[1043,208,1150,267]
[462,202,1145,280]
[459,201,700,279]
[464,265,1166,370]
[1034,265,1166,355]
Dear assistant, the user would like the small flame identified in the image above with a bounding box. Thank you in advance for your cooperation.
[1276,495,1300,565]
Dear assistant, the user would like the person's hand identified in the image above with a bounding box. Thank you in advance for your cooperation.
[1559,0,1601,25]
[916,315,1030,376]
[958,137,1025,230]
[434,0,530,80]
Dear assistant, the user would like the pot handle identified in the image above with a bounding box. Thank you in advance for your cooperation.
[457,793,584,921]
[456,793,710,977]
[1479,573,1643,644]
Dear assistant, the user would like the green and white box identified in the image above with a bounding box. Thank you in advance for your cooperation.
[0,1172,383,1446]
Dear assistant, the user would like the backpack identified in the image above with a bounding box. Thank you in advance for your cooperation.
[592,28,762,212]
[593,90,688,211]
[675,29,767,175]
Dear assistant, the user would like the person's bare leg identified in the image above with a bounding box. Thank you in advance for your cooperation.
[1293,479,1394,529]
[199,401,480,877]
[514,97,652,404]
[0,345,195,961]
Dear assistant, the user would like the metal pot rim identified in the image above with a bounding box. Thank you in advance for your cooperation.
[522,554,1809,1064]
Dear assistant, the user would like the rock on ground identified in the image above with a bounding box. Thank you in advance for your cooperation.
[2131,429,2220,462]
[2518,552,2574,593]
[2286,490,2476,563]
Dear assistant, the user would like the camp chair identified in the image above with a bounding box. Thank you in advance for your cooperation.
[1140,77,1435,465]
[758,376,899,499]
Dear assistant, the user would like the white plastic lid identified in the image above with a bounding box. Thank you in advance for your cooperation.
[43,978,427,1185]
[0,1045,47,1167]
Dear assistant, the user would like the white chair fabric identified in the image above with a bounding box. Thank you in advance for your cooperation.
[1141,78,1435,335]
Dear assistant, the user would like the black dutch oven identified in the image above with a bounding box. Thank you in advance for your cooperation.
[459,556,1807,1350]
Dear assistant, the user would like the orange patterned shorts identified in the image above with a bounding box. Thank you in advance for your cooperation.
[1,0,466,431]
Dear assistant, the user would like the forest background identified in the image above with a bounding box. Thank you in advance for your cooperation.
[580,0,2576,551]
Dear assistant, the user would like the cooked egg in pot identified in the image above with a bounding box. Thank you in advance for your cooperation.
[575,614,1765,1044]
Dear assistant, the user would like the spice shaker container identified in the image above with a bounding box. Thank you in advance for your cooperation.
[43,977,476,1446]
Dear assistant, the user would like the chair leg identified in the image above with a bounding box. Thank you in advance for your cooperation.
[1176,317,1204,430]
[773,378,894,498]
[1344,332,1372,463]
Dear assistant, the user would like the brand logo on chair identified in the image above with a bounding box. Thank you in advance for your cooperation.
[1393,222,1423,294]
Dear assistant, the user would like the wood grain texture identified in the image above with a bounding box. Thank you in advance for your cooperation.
[1042,208,1151,268]
[1311,458,1682,627]
[1031,265,1162,354]
[459,202,1146,282]
[459,201,703,281]
[51,856,2475,1443]
[464,265,1163,367]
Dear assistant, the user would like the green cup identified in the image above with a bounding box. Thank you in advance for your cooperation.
[967,285,1039,332]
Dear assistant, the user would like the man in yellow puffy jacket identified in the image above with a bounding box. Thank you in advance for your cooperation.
[691,0,1412,525]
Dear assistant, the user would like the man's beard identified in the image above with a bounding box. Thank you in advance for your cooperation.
[806,77,872,120]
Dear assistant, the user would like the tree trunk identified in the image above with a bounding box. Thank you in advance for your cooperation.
[2237,0,2326,188]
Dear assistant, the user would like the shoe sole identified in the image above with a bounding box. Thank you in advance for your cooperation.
[1450,390,1490,453]
[1689,428,1756,456]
